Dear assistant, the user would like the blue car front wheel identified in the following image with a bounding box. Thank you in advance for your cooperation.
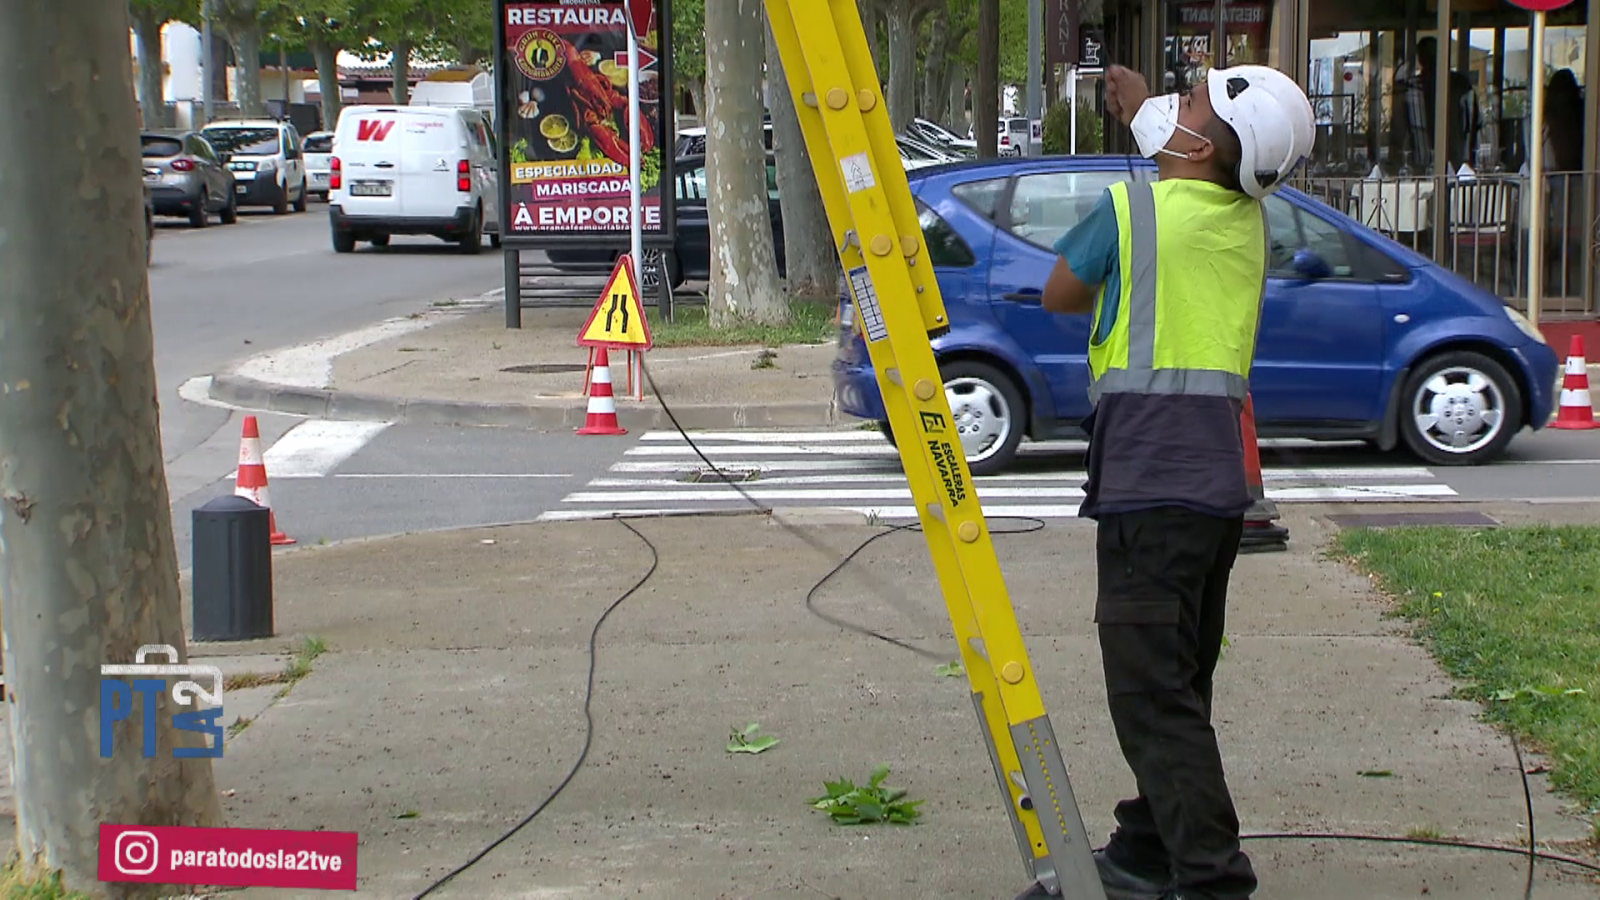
[1397,349,1522,466]
[879,359,1027,476]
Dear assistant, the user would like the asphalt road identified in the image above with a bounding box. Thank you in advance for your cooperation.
[164,416,1600,574]
[150,199,502,509]
[169,423,618,569]
[149,202,1600,569]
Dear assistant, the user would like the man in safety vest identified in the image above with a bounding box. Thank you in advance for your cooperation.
[1037,65,1314,900]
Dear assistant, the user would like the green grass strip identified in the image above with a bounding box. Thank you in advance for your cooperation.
[645,299,837,348]
[1331,525,1600,819]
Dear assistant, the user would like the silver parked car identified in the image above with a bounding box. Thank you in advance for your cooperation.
[302,130,334,201]
[141,131,238,228]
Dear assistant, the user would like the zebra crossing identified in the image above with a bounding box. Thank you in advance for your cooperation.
[535,429,1459,522]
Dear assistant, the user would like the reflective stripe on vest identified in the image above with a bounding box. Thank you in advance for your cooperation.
[1087,179,1267,407]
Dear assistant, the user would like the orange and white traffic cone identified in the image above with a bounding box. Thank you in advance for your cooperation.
[576,347,627,436]
[1550,335,1598,430]
[1239,393,1288,554]
[235,415,296,545]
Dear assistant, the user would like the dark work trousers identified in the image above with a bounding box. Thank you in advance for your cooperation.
[1094,505,1257,900]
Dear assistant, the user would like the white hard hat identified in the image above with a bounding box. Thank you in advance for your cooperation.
[1206,65,1316,199]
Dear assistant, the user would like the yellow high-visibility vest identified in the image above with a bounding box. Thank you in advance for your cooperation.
[1087,178,1268,405]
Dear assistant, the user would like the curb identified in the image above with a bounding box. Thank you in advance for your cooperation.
[207,372,848,430]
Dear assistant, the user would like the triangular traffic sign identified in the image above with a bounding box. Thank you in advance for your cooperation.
[578,255,653,350]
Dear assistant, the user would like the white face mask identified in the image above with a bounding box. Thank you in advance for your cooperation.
[1130,93,1211,159]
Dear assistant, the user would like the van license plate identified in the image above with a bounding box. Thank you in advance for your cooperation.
[350,181,392,197]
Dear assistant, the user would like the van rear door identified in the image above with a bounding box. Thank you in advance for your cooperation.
[337,108,405,217]
[397,110,467,219]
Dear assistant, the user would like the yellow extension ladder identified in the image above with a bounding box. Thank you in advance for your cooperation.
[763,2,1107,897]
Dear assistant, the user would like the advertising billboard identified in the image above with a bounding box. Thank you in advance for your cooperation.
[495,0,674,245]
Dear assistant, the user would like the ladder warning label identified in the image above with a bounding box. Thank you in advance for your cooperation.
[846,266,888,342]
[841,152,876,193]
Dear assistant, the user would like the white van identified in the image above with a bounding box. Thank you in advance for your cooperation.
[327,105,501,253]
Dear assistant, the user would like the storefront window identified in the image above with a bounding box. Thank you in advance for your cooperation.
[1163,1,1218,92]
[1159,1,1276,92]
[1306,0,1588,178]
[1222,0,1274,67]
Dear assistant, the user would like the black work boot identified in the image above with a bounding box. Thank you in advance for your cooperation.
[1094,849,1171,900]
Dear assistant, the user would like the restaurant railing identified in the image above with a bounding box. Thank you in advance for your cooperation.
[1292,170,1600,320]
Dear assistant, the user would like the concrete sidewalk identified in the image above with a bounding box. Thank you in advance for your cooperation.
[207,303,848,430]
[7,503,1594,898]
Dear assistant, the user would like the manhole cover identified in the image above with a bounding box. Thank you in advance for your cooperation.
[678,468,761,484]
[1327,511,1501,529]
[501,363,589,375]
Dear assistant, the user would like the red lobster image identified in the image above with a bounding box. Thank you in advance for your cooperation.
[559,38,655,167]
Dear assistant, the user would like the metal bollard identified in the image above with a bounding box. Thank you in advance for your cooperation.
[191,495,275,642]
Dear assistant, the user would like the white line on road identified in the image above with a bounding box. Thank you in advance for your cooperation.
[562,486,1089,503]
[316,472,573,479]
[828,505,1087,519]
[1268,484,1458,500]
[638,430,889,442]
[535,508,774,521]
[534,505,1090,521]
[623,439,1369,457]
[586,466,1438,488]
[636,430,1367,451]
[610,458,896,473]
[558,483,1457,504]
[604,458,1446,480]
[625,444,906,457]
[259,421,390,477]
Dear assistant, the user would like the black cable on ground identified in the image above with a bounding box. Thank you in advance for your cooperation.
[415,354,1598,897]
[803,517,1046,662]
[409,515,658,900]
[1512,732,1539,899]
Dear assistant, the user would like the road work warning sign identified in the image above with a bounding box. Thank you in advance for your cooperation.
[578,255,653,350]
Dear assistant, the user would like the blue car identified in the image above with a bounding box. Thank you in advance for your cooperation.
[832,155,1560,475]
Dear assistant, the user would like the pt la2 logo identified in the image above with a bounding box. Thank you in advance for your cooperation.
[101,645,225,759]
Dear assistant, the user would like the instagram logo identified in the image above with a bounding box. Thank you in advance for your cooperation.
[113,831,159,875]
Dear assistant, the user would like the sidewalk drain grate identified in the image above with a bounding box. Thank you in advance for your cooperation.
[501,363,588,375]
[679,468,762,484]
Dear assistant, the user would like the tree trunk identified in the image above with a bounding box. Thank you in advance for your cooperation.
[921,9,950,127]
[975,0,999,157]
[685,78,705,126]
[884,0,917,133]
[310,39,342,132]
[210,30,230,106]
[948,61,967,132]
[391,41,412,104]
[704,0,785,327]
[0,0,226,896]
[230,22,264,117]
[857,0,886,86]
[764,7,838,302]
[130,8,166,129]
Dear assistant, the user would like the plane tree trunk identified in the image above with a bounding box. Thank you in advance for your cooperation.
[764,7,838,302]
[310,38,343,131]
[704,0,786,327]
[0,0,226,895]
[130,6,166,128]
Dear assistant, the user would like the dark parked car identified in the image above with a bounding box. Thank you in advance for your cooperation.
[143,182,153,265]
[141,131,237,227]
[547,151,783,289]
